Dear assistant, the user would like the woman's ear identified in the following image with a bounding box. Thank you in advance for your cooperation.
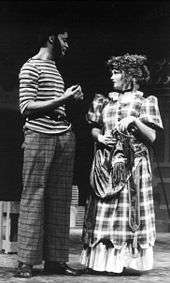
[132,78,139,90]
[124,75,132,88]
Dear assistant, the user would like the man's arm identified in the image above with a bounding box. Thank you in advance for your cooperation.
[19,63,83,118]
[23,85,81,117]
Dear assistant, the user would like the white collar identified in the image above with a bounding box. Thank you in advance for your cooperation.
[108,92,119,101]
[108,90,143,101]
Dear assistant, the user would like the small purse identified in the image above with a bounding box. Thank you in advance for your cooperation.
[90,133,134,199]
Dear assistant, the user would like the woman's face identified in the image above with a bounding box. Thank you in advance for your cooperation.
[110,69,126,91]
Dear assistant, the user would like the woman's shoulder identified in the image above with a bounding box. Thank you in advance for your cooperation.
[92,93,109,104]
[142,94,159,105]
[94,93,107,100]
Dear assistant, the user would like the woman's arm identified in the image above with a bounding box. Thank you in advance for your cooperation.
[118,116,156,143]
[133,118,156,143]
[91,127,116,146]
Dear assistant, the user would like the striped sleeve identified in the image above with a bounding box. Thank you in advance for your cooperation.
[139,95,163,130]
[19,62,39,114]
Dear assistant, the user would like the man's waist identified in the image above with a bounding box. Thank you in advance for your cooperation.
[24,119,71,135]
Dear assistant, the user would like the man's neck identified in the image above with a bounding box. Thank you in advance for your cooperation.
[33,47,54,61]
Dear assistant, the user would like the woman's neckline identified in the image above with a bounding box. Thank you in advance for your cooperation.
[108,90,143,100]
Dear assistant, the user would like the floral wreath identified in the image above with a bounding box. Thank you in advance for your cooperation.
[107,53,150,82]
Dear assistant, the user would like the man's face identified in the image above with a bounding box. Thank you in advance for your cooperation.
[57,32,69,57]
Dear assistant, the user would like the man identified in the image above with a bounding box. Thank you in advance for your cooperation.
[16,25,83,278]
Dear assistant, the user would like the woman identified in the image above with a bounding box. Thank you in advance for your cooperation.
[81,54,163,274]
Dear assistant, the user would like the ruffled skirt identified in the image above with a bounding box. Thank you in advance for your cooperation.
[81,243,153,273]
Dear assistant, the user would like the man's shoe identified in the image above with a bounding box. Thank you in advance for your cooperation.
[15,262,33,278]
[44,262,81,276]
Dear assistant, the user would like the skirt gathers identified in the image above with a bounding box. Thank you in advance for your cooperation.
[81,243,153,273]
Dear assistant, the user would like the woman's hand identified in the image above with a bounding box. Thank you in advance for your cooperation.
[117,116,137,133]
[97,133,115,147]
[117,116,156,143]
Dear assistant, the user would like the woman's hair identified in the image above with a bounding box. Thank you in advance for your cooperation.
[107,53,150,84]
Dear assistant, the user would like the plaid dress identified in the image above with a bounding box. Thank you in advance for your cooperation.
[82,91,163,268]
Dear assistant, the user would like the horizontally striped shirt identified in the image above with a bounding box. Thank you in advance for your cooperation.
[19,58,71,134]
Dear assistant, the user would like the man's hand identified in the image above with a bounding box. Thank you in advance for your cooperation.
[64,85,84,101]
[73,85,84,101]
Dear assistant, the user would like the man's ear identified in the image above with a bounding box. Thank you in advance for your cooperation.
[48,35,55,44]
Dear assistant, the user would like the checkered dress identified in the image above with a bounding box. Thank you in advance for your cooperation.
[82,91,163,249]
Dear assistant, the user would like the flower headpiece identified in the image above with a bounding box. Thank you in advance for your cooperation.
[107,53,150,82]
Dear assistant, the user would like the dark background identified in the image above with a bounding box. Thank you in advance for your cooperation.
[0,1,170,90]
[0,1,169,203]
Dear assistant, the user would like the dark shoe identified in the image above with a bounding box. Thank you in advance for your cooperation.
[44,262,81,276]
[81,267,93,274]
[81,267,106,275]
[15,262,33,278]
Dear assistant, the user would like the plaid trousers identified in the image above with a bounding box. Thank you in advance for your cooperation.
[17,129,75,265]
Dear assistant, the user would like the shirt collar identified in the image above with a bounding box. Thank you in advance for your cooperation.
[108,92,119,101]
[108,90,143,101]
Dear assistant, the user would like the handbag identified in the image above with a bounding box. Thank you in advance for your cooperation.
[90,131,134,199]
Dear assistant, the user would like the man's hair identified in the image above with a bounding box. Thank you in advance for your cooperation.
[107,53,150,83]
[37,23,68,48]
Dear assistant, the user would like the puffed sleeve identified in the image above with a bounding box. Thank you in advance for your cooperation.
[139,95,163,130]
[86,93,108,127]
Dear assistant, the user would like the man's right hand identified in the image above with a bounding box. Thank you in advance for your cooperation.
[24,85,83,117]
[64,85,84,101]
